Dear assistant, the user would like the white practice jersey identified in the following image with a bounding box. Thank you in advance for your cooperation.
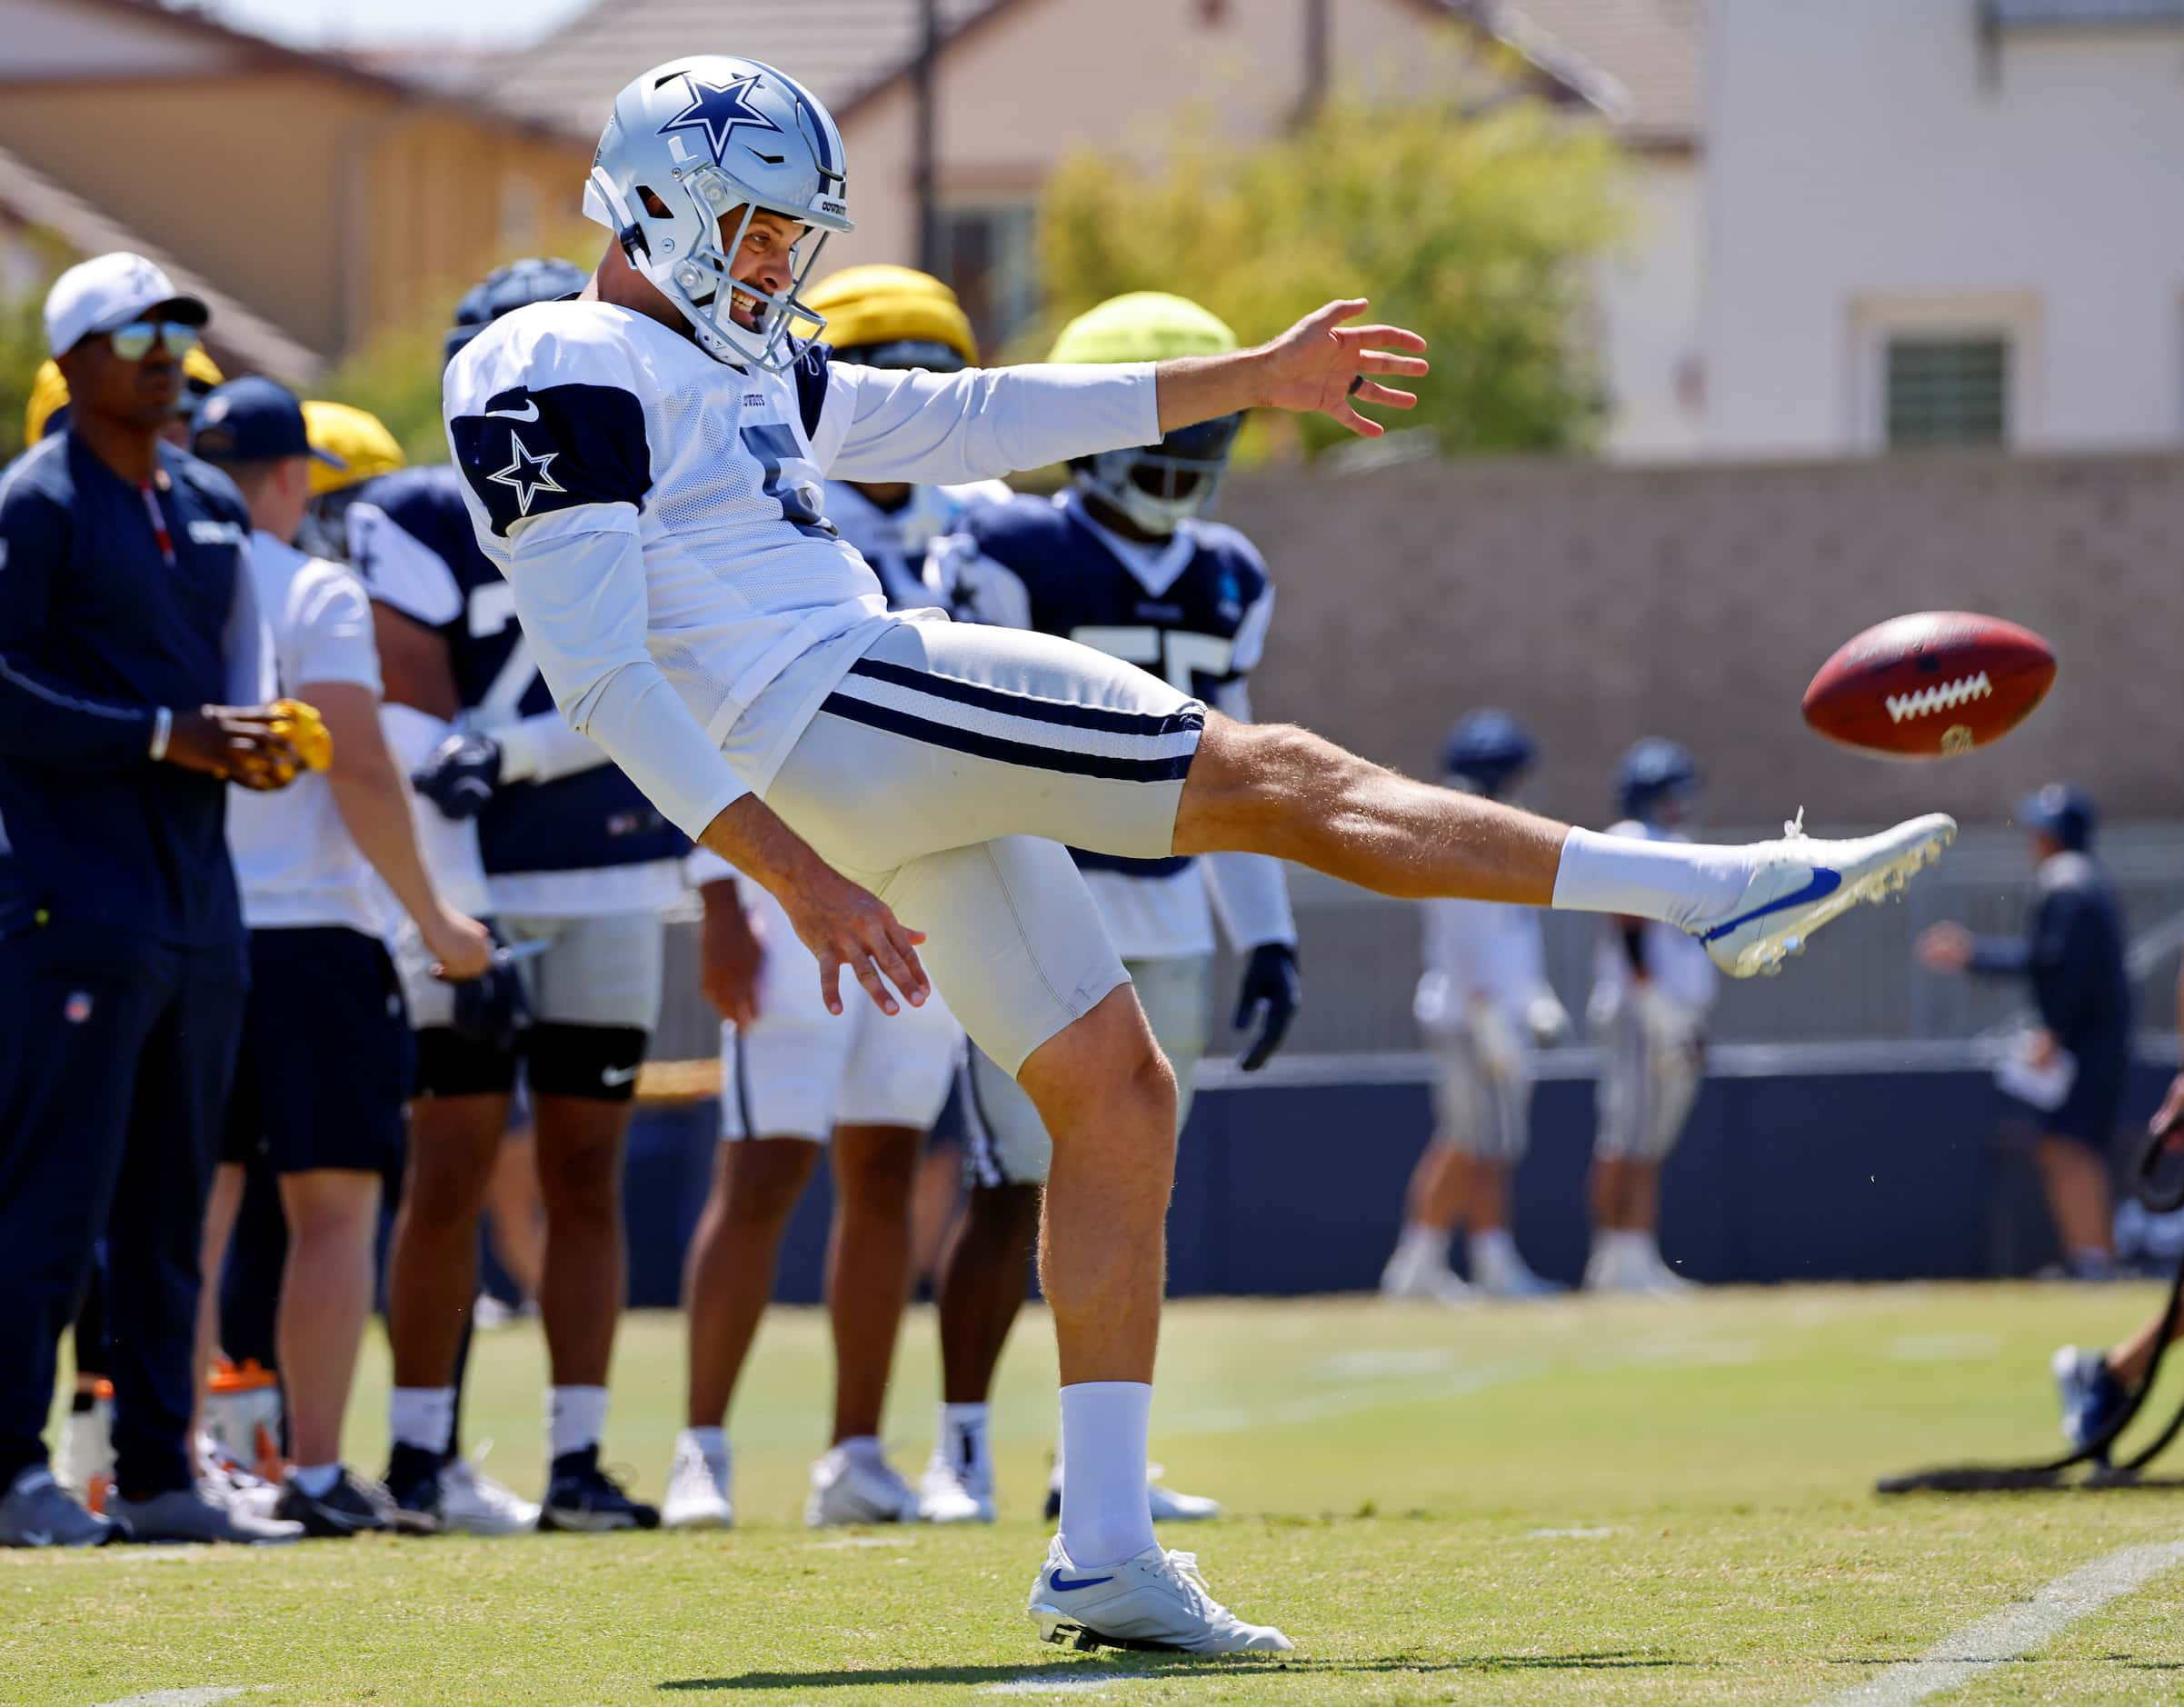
[443,299,1158,842]
[823,477,1011,613]
[932,491,1294,962]
[225,531,383,935]
[1414,899,1549,1035]
[1591,819,1720,1013]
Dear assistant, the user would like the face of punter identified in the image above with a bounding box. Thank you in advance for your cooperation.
[720,208,808,331]
[64,328,186,433]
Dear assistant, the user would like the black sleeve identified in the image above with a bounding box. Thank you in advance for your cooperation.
[448,382,652,537]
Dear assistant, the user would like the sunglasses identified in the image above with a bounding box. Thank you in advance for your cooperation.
[105,321,200,363]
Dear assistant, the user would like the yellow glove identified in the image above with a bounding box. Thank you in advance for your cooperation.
[268,698,333,772]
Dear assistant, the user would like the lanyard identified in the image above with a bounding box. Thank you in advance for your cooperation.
[138,480,175,568]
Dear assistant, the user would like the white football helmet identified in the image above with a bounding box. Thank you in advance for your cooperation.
[584,55,852,371]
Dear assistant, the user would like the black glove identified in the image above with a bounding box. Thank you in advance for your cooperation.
[1232,942,1301,1073]
[412,731,503,822]
[450,940,531,1052]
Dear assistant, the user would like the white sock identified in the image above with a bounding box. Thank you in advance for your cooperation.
[548,1386,609,1461]
[290,1462,341,1497]
[1551,826,1749,930]
[680,1425,727,1461]
[1471,1227,1519,1277]
[390,1387,454,1455]
[938,1403,992,1482]
[834,1434,884,1468]
[1395,1222,1450,1266]
[1056,1382,1156,1566]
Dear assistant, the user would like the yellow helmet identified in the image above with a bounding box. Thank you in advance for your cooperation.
[25,345,225,443]
[800,265,977,369]
[1048,292,1237,366]
[301,400,404,497]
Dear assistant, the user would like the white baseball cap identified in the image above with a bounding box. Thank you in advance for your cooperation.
[44,252,208,357]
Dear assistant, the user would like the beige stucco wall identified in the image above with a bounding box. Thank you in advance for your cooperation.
[0,75,588,359]
[1222,449,2184,827]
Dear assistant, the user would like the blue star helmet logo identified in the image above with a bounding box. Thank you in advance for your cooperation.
[660,72,784,169]
[488,432,565,518]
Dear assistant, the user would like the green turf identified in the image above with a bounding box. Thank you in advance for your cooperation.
[13,1284,2184,1704]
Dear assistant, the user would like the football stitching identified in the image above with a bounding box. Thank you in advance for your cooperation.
[1884,672,1992,724]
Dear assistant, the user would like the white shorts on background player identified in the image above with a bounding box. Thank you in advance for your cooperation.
[446,303,1183,1075]
[699,863,963,1143]
[1590,821,1716,1163]
[1414,899,1559,1165]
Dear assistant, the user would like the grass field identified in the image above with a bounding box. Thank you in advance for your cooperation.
[14,1283,2184,1705]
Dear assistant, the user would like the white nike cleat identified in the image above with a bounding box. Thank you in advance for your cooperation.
[663,1433,733,1531]
[1380,1249,1477,1307]
[1694,812,1956,978]
[439,1444,541,1536]
[1027,1536,1292,1654]
[918,1456,995,1524]
[805,1446,918,1526]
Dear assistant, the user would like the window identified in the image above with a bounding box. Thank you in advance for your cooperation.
[932,203,1039,352]
[1884,336,2009,448]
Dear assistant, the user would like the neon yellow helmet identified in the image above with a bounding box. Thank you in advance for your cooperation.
[801,265,977,370]
[27,344,224,443]
[301,400,404,499]
[1048,293,1242,535]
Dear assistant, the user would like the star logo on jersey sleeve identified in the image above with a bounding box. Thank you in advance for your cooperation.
[660,73,783,168]
[488,433,565,517]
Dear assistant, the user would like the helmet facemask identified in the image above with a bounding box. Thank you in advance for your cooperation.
[1075,414,1242,536]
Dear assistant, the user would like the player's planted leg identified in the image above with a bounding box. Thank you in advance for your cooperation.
[1017,988,1289,1654]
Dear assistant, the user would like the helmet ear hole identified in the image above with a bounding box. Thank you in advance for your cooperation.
[634,185,673,219]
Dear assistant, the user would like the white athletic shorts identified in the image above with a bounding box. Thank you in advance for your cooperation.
[1428,1006,1534,1166]
[762,619,1204,1077]
[963,953,1213,1189]
[396,906,665,1033]
[720,883,965,1143]
[1594,991,1705,1163]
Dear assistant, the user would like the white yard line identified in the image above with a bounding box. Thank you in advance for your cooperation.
[1809,1539,2184,1707]
[93,1689,262,1706]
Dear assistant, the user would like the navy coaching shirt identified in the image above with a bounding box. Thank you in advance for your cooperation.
[0,432,254,945]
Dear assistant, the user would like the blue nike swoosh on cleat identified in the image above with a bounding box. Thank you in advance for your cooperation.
[1699,869,1841,943]
[1049,1572,1117,1591]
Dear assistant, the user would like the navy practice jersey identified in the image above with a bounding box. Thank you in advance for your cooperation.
[934,491,1273,879]
[0,434,255,945]
[346,464,685,876]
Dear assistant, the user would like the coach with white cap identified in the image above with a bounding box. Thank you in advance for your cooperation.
[0,252,305,1547]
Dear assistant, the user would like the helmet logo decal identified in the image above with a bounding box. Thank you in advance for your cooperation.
[660,72,783,168]
[488,433,564,517]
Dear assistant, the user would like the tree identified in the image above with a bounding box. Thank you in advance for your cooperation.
[1034,86,1624,459]
[0,229,73,464]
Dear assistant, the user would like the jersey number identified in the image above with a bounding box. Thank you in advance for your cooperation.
[1071,626,1234,694]
[740,424,835,542]
[466,580,537,723]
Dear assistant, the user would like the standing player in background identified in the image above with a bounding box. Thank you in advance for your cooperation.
[0,254,305,1547]
[1920,784,2131,1282]
[665,266,994,1532]
[191,378,493,1535]
[1586,740,1717,1295]
[354,258,684,1535]
[922,293,1300,1526]
[1383,712,1569,1304]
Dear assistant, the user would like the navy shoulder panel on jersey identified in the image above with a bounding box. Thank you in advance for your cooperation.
[959,493,1075,574]
[1185,520,1272,605]
[448,381,651,537]
[790,338,833,442]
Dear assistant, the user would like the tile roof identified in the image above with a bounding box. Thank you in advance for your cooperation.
[1481,0,1706,144]
[481,0,1002,143]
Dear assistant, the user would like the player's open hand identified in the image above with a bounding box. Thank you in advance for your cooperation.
[1257,300,1428,437]
[165,704,304,792]
[782,863,930,1019]
[1915,922,1975,973]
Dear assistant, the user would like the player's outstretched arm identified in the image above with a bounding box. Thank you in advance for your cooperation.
[698,794,930,1019]
[1155,300,1428,440]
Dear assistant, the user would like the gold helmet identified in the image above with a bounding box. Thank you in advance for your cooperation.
[301,400,404,498]
[800,265,976,370]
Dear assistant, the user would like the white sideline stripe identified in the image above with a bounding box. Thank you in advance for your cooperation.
[1808,1539,2184,1707]
[978,1679,1141,1695]
[94,1689,263,1706]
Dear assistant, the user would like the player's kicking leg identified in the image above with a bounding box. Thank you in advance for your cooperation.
[752,621,1951,1652]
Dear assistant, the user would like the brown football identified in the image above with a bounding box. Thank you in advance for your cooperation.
[1801,612,2057,759]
